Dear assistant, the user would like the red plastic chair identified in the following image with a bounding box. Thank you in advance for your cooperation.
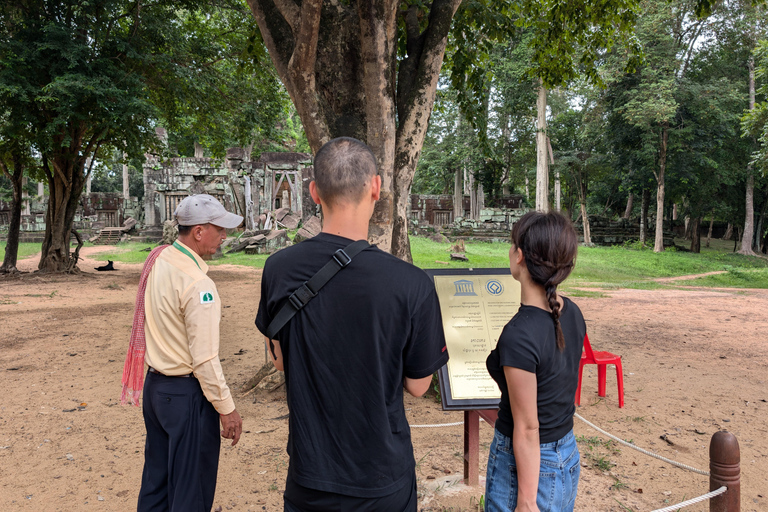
[575,333,624,408]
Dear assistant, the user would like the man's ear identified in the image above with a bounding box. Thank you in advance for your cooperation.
[309,181,322,205]
[370,175,381,201]
[193,224,205,241]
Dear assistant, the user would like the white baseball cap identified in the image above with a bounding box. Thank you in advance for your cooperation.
[173,194,243,229]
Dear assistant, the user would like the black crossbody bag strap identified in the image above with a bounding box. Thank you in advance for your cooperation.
[265,239,370,341]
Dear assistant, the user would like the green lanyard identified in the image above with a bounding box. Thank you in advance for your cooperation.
[173,241,201,270]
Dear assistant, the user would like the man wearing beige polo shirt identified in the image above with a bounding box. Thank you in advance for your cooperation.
[137,194,243,512]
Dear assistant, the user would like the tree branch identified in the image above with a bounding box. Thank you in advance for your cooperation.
[289,0,322,80]
[82,127,108,162]
[272,0,299,34]
[679,20,704,79]
[396,0,462,140]
[41,155,53,184]
[246,0,293,98]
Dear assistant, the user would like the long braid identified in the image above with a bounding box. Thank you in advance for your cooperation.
[545,283,564,351]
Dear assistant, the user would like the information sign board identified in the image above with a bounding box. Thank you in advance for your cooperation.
[425,268,521,410]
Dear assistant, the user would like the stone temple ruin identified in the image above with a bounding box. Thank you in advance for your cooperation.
[0,148,321,254]
[143,149,314,234]
[409,193,528,243]
[141,148,317,253]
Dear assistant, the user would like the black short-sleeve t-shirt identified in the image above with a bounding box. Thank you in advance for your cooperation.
[486,297,586,443]
[255,233,449,498]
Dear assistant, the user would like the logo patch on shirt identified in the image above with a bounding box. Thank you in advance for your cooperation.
[200,291,215,304]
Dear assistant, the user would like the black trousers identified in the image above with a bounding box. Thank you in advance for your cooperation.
[283,471,417,512]
[137,371,220,512]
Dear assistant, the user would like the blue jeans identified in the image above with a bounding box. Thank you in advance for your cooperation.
[485,429,580,512]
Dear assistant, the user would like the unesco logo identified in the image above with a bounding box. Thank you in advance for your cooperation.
[485,280,504,296]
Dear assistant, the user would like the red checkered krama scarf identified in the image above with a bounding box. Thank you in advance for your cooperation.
[120,244,169,406]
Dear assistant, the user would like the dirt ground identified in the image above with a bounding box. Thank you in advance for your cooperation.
[1,246,766,512]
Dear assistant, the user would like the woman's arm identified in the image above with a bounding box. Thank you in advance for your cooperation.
[505,366,540,512]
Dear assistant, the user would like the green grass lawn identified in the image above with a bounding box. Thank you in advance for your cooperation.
[413,236,768,290]
[5,235,767,289]
[0,242,43,260]
[79,242,271,268]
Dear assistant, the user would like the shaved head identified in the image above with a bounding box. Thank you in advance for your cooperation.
[313,137,378,207]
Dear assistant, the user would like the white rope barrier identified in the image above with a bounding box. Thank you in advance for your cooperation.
[574,413,710,476]
[410,416,496,428]
[410,421,464,428]
[650,486,726,512]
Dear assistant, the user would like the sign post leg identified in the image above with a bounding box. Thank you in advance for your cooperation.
[464,410,480,486]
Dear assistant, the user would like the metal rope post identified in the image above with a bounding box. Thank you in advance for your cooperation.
[710,431,740,512]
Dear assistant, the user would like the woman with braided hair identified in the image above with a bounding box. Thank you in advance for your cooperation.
[485,211,586,512]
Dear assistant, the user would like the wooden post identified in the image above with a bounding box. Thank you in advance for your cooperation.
[463,409,498,487]
[710,431,740,512]
[464,410,480,486]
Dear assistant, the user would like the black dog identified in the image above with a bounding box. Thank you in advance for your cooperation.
[95,260,116,271]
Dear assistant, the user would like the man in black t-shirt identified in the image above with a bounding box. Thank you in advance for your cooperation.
[255,137,449,512]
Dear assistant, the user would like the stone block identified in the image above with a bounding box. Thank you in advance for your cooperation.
[266,229,287,241]
[293,215,322,242]
[274,207,290,221]
[428,233,449,243]
[280,213,300,230]
[294,228,314,243]
[226,235,265,253]
[241,229,271,238]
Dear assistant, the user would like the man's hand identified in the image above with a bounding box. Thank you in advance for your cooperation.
[220,409,242,446]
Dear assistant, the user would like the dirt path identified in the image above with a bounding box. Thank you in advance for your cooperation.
[1,253,766,511]
[653,271,728,282]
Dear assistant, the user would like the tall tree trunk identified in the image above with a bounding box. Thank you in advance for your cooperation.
[623,193,633,219]
[476,181,484,215]
[547,136,559,211]
[38,153,87,273]
[654,124,668,253]
[0,149,25,273]
[723,222,733,240]
[580,178,591,245]
[706,209,714,248]
[501,112,511,195]
[246,0,462,261]
[468,171,477,220]
[690,216,701,253]
[524,174,530,203]
[453,167,462,220]
[21,177,30,215]
[640,187,650,245]
[535,81,549,212]
[123,152,130,200]
[739,55,757,255]
[194,141,205,158]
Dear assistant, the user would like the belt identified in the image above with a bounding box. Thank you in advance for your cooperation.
[148,366,191,378]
